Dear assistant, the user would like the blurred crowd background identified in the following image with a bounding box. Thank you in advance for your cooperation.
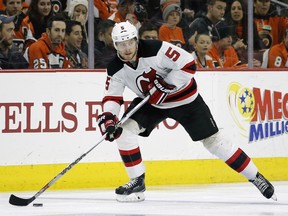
[0,0,288,70]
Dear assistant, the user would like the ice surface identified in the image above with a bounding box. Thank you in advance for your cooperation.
[1,182,288,216]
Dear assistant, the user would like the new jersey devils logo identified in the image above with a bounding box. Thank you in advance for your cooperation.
[136,68,158,94]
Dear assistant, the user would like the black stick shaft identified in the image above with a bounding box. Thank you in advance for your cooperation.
[9,96,149,206]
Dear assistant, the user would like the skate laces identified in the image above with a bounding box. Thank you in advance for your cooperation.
[123,178,139,189]
[249,172,276,200]
[252,174,269,193]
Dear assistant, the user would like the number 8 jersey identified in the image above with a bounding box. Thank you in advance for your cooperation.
[103,40,198,114]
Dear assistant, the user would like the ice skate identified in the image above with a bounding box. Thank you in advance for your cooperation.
[250,172,277,201]
[115,173,145,202]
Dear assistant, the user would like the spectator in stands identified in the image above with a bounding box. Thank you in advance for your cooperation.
[138,21,159,40]
[0,15,28,69]
[254,0,288,49]
[150,0,193,50]
[93,0,115,19]
[108,0,135,23]
[189,0,227,46]
[106,0,143,30]
[0,0,23,16]
[207,21,246,68]
[159,3,185,48]
[67,0,87,26]
[94,19,116,69]
[266,29,288,68]
[66,0,88,53]
[108,0,145,29]
[225,0,265,64]
[0,0,27,43]
[24,15,70,68]
[191,33,215,68]
[150,0,185,26]
[65,20,88,68]
[225,0,247,51]
[15,0,53,50]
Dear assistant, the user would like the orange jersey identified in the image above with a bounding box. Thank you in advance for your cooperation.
[207,44,246,68]
[159,24,185,48]
[254,16,288,49]
[0,1,5,11]
[108,11,126,23]
[191,51,215,69]
[268,42,288,68]
[94,0,115,19]
[25,33,70,69]
[14,15,37,49]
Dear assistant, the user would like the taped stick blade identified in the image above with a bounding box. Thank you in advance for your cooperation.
[9,194,35,206]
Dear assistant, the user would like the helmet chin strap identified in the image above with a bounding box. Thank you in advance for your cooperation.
[117,43,138,63]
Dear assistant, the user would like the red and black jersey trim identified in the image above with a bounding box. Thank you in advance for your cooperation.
[119,147,142,167]
[226,148,251,173]
[102,96,124,106]
[164,78,197,103]
[181,60,196,75]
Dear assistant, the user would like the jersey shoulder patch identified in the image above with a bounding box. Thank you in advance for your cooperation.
[138,40,162,58]
[107,55,124,76]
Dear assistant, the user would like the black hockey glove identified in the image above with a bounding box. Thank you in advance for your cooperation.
[147,77,176,105]
[97,112,123,142]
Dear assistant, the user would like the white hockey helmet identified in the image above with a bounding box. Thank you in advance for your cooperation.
[111,21,138,49]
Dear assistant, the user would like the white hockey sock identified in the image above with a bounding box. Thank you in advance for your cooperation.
[202,132,258,180]
[116,119,145,178]
[225,148,258,180]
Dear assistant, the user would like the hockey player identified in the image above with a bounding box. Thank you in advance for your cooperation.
[97,21,276,202]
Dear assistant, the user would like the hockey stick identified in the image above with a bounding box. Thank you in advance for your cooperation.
[9,95,150,206]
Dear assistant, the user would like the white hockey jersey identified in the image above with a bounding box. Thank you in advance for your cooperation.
[103,40,198,115]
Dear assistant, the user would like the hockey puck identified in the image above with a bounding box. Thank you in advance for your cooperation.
[33,203,43,207]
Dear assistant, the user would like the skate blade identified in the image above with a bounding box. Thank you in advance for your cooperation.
[116,192,145,203]
[271,193,277,201]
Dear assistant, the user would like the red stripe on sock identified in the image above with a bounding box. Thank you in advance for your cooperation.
[226,148,242,165]
[119,147,140,155]
[125,158,142,167]
[237,157,251,172]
